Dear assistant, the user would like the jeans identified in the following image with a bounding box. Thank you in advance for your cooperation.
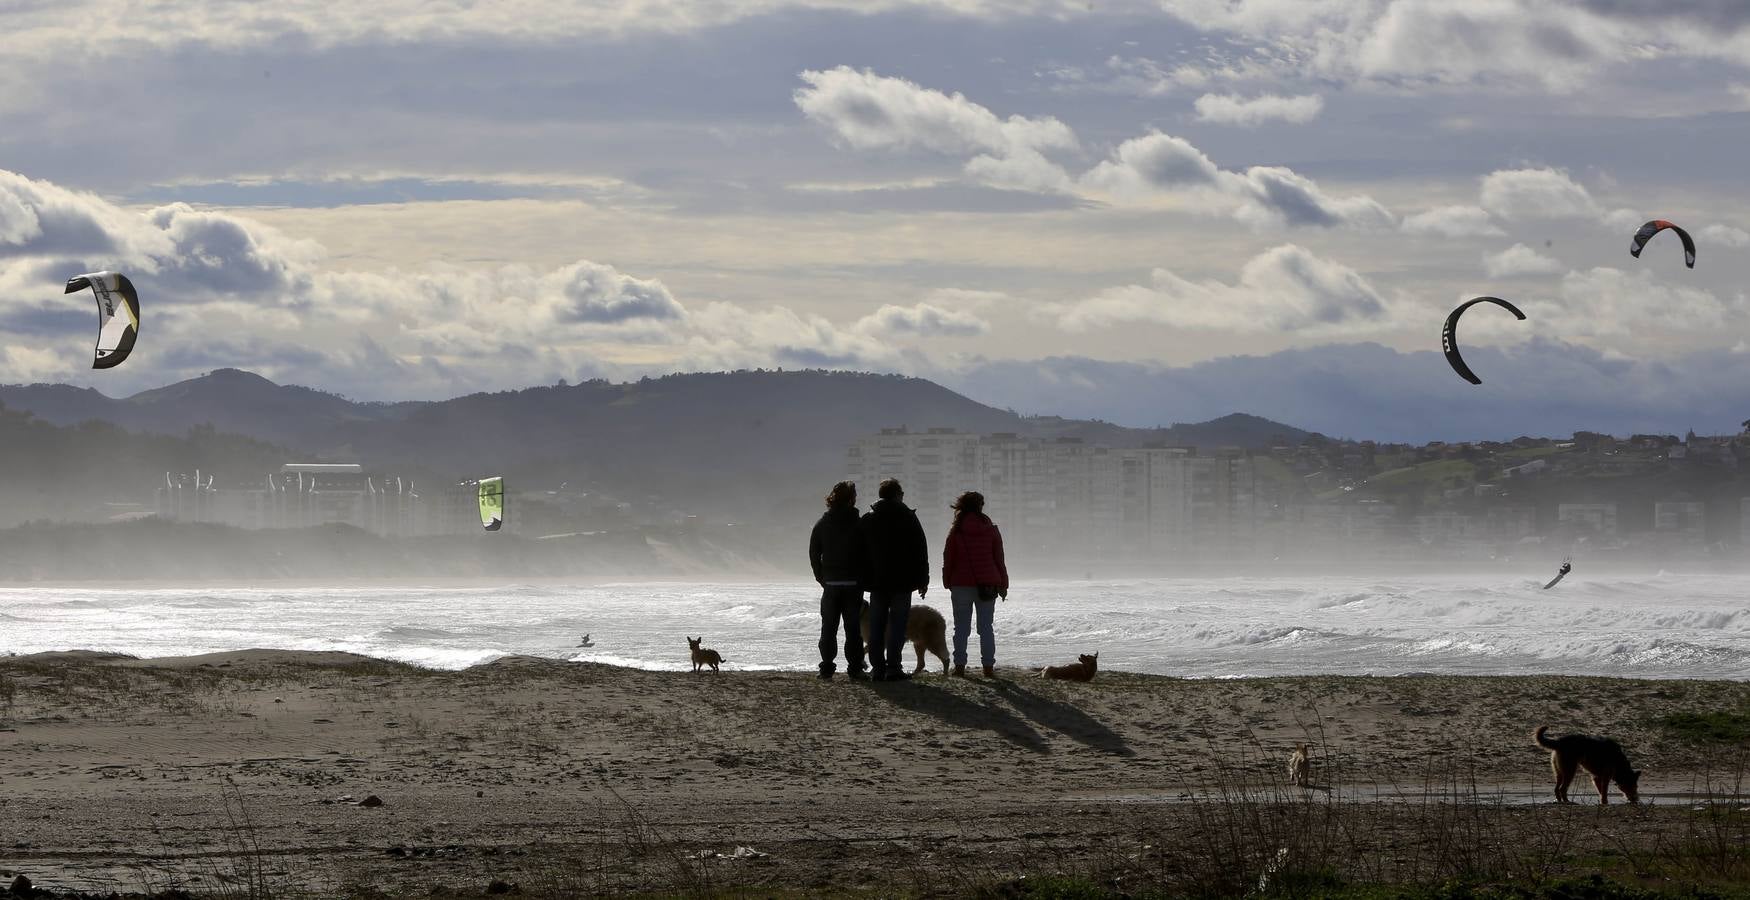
[818,585,866,674]
[865,589,913,675]
[950,585,996,668]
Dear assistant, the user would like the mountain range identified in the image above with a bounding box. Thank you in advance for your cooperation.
[0,368,1310,522]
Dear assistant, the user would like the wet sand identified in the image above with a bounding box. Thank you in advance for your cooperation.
[2,650,1746,897]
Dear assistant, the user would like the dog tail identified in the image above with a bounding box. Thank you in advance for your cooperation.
[1534,725,1558,750]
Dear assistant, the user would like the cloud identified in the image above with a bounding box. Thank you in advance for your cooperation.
[0,1,1101,63]
[1192,92,1324,125]
[1352,1,1620,92]
[552,262,685,324]
[855,302,989,338]
[0,166,930,396]
[1053,243,1390,333]
[797,70,1386,228]
[1401,205,1505,237]
[1483,243,1564,278]
[0,170,172,261]
[1700,223,1750,247]
[1540,267,1742,338]
[794,66,1077,192]
[1162,0,1750,94]
[1081,132,1394,229]
[1478,168,1598,220]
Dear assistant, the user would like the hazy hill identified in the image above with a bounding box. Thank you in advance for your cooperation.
[0,369,1311,519]
[0,402,293,527]
[0,368,416,449]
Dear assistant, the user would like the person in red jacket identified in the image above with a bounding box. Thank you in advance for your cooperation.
[941,491,1008,678]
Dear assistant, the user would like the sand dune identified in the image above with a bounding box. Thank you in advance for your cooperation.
[2,651,1746,896]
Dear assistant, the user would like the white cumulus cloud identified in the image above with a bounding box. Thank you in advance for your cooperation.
[1192,92,1324,126]
[1401,205,1505,238]
[1479,168,1599,221]
[1080,132,1394,229]
[855,302,990,338]
[1483,243,1564,278]
[1052,243,1390,333]
[794,66,1077,192]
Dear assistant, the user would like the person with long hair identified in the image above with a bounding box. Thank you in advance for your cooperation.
[942,491,1008,678]
[809,480,868,680]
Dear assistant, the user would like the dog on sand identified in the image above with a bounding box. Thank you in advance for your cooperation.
[687,636,723,674]
[1535,725,1640,804]
[860,601,950,675]
[1040,652,1098,681]
[1288,743,1311,787]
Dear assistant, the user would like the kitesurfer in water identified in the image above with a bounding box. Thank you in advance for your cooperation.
[1544,558,1572,590]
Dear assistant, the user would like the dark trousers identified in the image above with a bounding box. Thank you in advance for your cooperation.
[818,585,866,674]
[865,589,913,675]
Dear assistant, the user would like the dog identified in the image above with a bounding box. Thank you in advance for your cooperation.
[860,601,950,675]
[1288,743,1311,787]
[1535,725,1640,804]
[1040,652,1098,681]
[687,636,723,674]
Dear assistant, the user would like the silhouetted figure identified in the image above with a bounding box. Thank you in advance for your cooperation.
[809,480,867,680]
[860,478,929,681]
[943,491,1008,678]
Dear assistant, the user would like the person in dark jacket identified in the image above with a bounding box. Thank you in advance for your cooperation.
[809,481,867,680]
[942,490,1008,678]
[860,478,929,681]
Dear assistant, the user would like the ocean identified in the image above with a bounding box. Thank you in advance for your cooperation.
[2,574,1747,678]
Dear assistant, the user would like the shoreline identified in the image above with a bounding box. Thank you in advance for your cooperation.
[8,647,1750,682]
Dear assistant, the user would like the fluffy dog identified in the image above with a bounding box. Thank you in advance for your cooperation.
[1040,652,1099,681]
[687,636,723,674]
[1288,743,1311,787]
[1535,725,1641,804]
[860,601,950,675]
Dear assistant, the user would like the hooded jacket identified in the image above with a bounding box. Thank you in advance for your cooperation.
[859,498,929,592]
[808,505,865,584]
[942,512,1008,592]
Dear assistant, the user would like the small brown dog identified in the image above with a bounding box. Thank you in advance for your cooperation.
[1040,652,1098,681]
[687,636,723,674]
[860,601,950,675]
[1288,743,1311,787]
[1535,725,1641,804]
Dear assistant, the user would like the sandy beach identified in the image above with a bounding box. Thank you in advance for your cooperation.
[2,650,1748,898]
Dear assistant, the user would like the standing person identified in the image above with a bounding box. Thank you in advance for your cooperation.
[860,478,929,681]
[809,481,867,680]
[942,491,1008,678]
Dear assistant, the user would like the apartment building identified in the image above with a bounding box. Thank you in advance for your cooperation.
[847,429,1258,559]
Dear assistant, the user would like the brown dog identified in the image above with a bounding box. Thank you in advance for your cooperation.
[1040,652,1098,681]
[860,601,950,675]
[1535,725,1640,804]
[1288,743,1311,787]
[687,636,723,674]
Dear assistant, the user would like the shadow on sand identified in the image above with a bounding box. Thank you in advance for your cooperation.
[868,680,1049,753]
[985,679,1135,756]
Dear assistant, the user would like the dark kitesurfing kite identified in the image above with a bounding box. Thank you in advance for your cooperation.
[64,271,140,369]
[478,476,504,531]
[1543,558,1572,590]
[1629,219,1695,268]
[1442,296,1525,385]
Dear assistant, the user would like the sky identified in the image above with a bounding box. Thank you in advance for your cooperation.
[4,0,1750,441]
